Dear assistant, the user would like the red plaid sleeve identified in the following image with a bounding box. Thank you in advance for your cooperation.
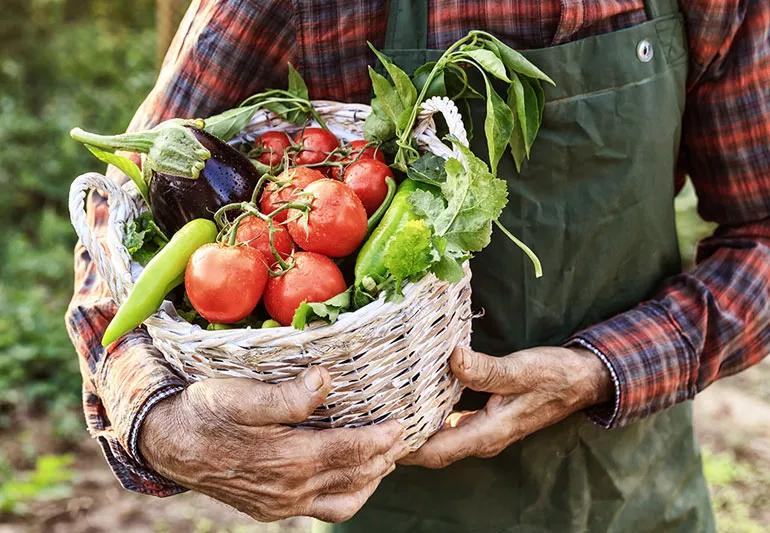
[64,0,298,495]
[66,193,187,496]
[571,0,770,428]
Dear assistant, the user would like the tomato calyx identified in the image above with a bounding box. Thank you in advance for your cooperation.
[214,172,313,274]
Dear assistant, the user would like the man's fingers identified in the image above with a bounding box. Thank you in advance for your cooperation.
[193,366,332,426]
[399,408,508,468]
[314,421,405,469]
[309,453,396,494]
[450,347,531,394]
[308,477,383,523]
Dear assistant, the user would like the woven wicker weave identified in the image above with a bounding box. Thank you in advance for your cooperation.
[69,97,472,449]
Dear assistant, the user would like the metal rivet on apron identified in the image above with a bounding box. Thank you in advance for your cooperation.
[637,39,654,63]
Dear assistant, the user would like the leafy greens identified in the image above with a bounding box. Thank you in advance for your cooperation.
[364,30,553,173]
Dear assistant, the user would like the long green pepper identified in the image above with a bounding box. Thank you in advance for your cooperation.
[102,218,218,346]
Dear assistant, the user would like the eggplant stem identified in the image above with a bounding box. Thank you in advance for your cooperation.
[70,128,156,153]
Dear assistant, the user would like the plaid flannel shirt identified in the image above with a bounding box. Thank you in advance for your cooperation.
[66,0,770,495]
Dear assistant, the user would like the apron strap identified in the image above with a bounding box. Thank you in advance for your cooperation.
[384,0,428,50]
[643,0,680,19]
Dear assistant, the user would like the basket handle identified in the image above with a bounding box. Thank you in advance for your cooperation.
[68,172,142,304]
[413,97,469,158]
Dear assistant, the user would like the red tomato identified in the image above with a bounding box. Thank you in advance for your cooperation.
[185,244,268,324]
[235,215,294,263]
[294,127,340,165]
[259,167,325,222]
[255,131,292,167]
[349,140,386,163]
[343,159,394,216]
[287,179,368,257]
[264,251,347,326]
[127,152,143,169]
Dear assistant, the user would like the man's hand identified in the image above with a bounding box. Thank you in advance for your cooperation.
[400,346,611,468]
[140,367,407,522]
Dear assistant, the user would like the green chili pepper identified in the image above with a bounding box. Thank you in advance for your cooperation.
[354,178,426,306]
[207,322,234,331]
[102,218,218,347]
[261,319,282,329]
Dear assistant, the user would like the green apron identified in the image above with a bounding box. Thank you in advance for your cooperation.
[322,0,715,530]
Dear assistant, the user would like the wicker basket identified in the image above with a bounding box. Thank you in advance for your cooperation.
[69,97,472,450]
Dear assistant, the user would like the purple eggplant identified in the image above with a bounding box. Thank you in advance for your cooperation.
[70,122,260,235]
[148,128,259,235]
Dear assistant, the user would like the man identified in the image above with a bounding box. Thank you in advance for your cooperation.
[67,0,770,530]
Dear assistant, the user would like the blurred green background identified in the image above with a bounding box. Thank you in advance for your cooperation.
[0,0,158,431]
[0,1,766,531]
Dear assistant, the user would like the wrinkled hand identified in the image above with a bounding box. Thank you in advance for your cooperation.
[140,367,407,522]
[400,346,611,468]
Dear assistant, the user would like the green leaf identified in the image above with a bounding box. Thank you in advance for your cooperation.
[431,255,465,283]
[364,97,396,141]
[291,289,351,330]
[367,66,404,125]
[478,34,555,85]
[263,100,292,119]
[287,63,309,100]
[369,43,417,109]
[482,73,514,175]
[461,49,510,83]
[382,219,436,293]
[84,145,149,205]
[203,105,262,140]
[436,149,508,252]
[124,212,168,265]
[406,153,447,187]
[509,74,527,145]
[531,75,545,122]
[410,142,508,254]
[285,63,309,123]
[519,75,542,152]
[507,83,527,171]
[410,188,446,221]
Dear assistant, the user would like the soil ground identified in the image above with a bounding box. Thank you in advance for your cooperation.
[1,358,768,533]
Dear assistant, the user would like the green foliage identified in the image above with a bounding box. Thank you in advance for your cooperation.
[292,289,351,330]
[0,453,74,515]
[365,31,550,173]
[383,219,435,292]
[674,179,718,269]
[702,448,769,533]
[0,0,156,420]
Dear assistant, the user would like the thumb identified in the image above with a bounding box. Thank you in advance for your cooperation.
[450,347,526,395]
[196,366,332,426]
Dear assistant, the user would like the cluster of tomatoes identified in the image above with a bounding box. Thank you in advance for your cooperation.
[184,127,394,327]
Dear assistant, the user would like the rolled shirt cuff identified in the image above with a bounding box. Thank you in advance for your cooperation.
[566,301,696,429]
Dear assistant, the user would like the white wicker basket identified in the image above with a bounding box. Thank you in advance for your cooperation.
[69,97,472,449]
